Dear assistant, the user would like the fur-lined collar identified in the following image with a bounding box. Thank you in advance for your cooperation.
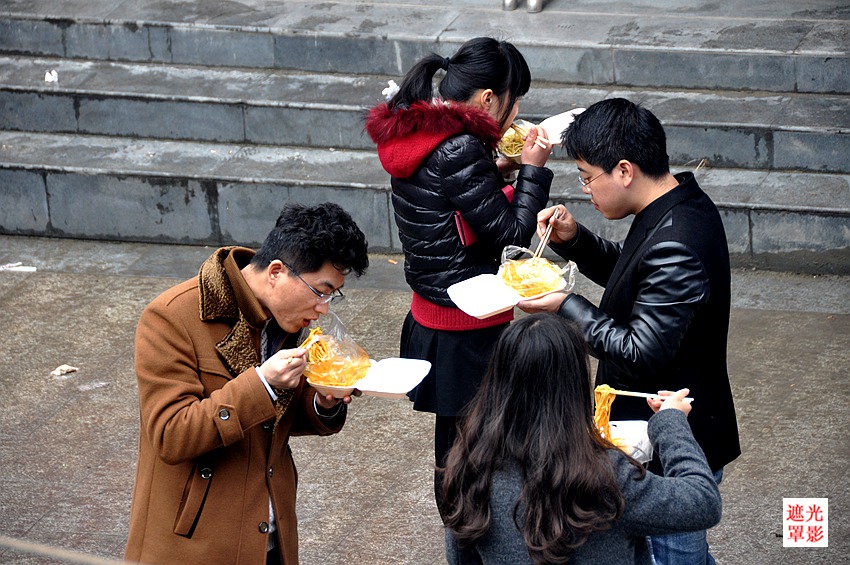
[197,246,263,376]
[197,246,293,425]
[365,100,502,178]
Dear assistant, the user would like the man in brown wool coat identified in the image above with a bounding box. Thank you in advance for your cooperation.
[125,202,369,565]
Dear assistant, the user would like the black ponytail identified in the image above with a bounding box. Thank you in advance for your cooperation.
[388,37,531,127]
[387,53,445,110]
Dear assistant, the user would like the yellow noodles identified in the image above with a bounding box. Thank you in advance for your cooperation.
[300,327,371,387]
[498,127,524,157]
[594,384,616,441]
[499,256,564,298]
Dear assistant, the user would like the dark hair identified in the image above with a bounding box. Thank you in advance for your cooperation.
[561,98,670,178]
[441,313,643,564]
[388,37,531,128]
[250,202,369,277]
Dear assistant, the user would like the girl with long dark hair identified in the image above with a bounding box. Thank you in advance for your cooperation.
[441,313,721,564]
[364,37,553,512]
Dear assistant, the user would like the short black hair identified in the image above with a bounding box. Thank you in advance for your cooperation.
[561,98,670,178]
[250,202,369,277]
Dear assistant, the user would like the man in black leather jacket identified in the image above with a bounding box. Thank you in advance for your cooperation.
[517,98,740,565]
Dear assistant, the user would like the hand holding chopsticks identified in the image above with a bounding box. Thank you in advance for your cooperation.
[534,209,561,258]
[611,388,694,402]
[511,123,549,150]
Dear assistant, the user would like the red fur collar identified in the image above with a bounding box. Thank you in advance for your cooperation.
[365,100,502,178]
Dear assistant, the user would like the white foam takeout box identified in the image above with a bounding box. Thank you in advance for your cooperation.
[447,273,568,319]
[537,108,585,142]
[307,357,431,399]
[610,420,654,464]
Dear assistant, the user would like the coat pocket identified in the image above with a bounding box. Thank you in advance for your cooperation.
[173,461,214,537]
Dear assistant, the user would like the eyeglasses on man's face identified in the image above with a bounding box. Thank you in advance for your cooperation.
[578,171,606,190]
[282,262,344,305]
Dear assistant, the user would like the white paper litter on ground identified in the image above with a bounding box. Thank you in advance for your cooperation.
[1,262,37,272]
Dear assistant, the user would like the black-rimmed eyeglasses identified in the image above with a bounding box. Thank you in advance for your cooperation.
[282,262,344,305]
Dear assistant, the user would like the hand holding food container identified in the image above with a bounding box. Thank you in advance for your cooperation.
[447,245,577,319]
[302,312,431,399]
[498,108,585,165]
[498,119,550,167]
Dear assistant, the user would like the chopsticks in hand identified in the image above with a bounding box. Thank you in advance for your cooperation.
[611,388,694,402]
[510,123,549,149]
[533,209,560,258]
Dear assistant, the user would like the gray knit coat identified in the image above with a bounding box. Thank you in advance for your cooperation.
[445,409,722,564]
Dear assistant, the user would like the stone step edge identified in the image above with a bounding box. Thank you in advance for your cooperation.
[3,56,849,176]
[2,135,848,217]
[3,10,847,57]
[4,162,848,217]
[2,11,847,95]
[3,57,847,135]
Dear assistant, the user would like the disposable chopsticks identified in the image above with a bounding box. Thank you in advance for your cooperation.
[611,388,694,402]
[510,123,549,149]
[533,209,560,258]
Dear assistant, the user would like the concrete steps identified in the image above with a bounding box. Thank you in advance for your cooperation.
[1,0,849,273]
[2,56,849,172]
[1,1,848,94]
[4,130,848,273]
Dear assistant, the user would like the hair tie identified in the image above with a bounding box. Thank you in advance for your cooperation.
[441,57,451,71]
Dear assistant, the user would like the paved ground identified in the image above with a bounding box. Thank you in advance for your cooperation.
[0,234,848,564]
[1,0,849,563]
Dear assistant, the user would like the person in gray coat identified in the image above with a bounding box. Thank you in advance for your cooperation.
[441,313,721,565]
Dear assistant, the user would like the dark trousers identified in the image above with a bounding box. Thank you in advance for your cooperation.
[266,549,281,565]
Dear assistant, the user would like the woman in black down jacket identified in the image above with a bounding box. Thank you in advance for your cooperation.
[364,36,553,513]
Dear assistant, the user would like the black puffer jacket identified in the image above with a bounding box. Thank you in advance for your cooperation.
[365,100,552,306]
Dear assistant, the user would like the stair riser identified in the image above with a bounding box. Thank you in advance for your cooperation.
[0,168,399,250]
[2,18,847,94]
[519,44,850,95]
[0,91,372,150]
[3,167,848,274]
[3,90,847,174]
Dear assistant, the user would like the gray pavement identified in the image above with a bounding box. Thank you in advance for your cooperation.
[0,234,848,564]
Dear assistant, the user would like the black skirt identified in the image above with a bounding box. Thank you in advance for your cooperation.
[401,311,509,417]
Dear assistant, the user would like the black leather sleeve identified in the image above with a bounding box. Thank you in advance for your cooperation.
[559,241,710,381]
[549,223,621,288]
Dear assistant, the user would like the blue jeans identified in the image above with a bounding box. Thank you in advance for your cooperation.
[649,468,724,565]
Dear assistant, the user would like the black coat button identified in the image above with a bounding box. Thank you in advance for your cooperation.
[258,522,269,533]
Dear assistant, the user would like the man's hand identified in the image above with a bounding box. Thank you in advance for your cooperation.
[314,390,360,410]
[516,291,570,314]
[537,204,578,244]
[260,348,307,389]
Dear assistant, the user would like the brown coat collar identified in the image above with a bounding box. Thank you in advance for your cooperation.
[197,247,293,422]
